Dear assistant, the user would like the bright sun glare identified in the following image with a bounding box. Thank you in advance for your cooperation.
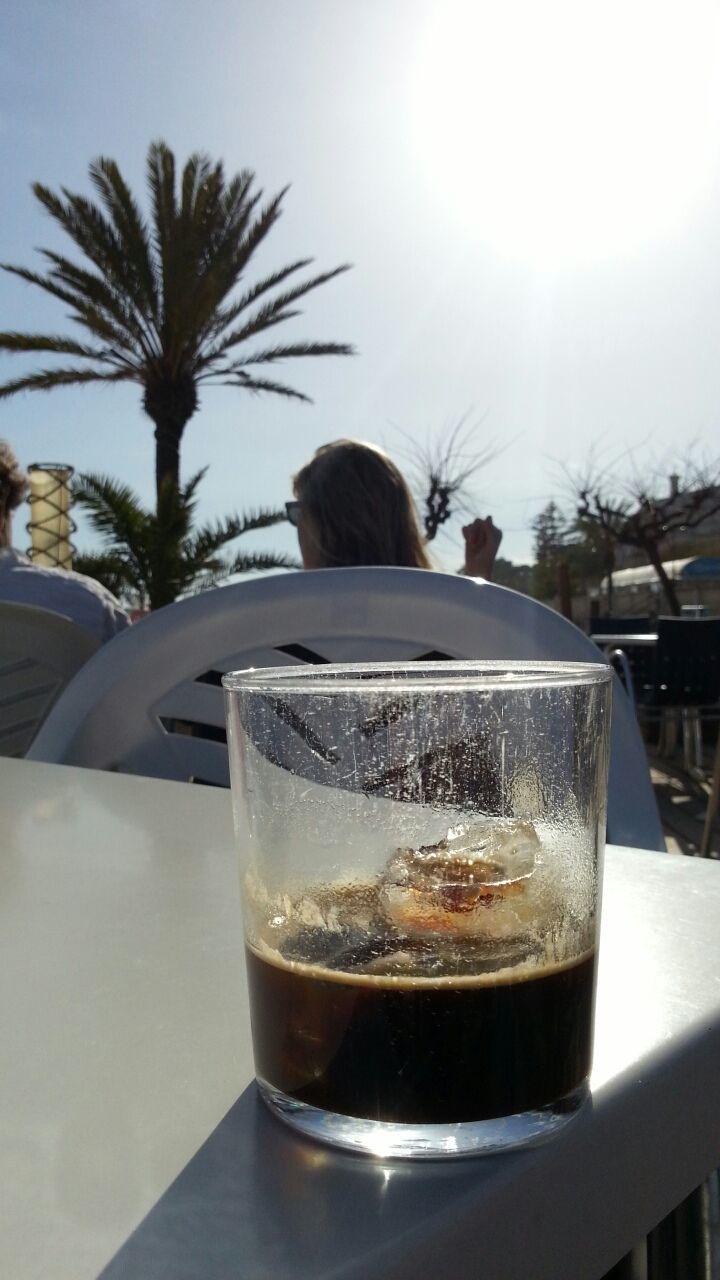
[409,0,720,265]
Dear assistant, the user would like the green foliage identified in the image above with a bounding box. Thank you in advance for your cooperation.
[491,557,534,595]
[72,469,298,611]
[71,550,132,601]
[531,502,567,599]
[0,141,354,500]
[531,501,607,600]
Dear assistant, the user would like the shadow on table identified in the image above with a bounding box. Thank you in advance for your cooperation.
[98,1083,718,1280]
[98,1085,521,1280]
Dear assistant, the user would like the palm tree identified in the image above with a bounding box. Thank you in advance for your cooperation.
[0,141,353,503]
[72,471,297,611]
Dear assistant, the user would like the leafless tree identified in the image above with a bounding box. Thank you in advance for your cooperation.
[394,413,503,541]
[566,449,720,615]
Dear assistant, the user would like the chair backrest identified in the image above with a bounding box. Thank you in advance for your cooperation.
[653,617,720,706]
[590,617,657,705]
[0,602,100,758]
[28,568,665,850]
[590,616,652,635]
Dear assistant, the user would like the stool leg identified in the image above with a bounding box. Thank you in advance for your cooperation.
[681,708,703,774]
[700,734,720,858]
[682,709,693,773]
[692,711,703,773]
[602,1174,719,1280]
[646,1175,719,1280]
[659,710,678,759]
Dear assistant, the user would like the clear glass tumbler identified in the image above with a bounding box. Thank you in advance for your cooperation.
[224,661,612,1159]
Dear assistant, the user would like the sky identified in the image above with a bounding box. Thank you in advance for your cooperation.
[3,0,720,570]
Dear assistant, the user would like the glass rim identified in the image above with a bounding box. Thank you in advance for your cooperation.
[222,659,612,695]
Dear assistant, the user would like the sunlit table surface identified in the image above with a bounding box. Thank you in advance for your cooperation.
[2,758,720,1280]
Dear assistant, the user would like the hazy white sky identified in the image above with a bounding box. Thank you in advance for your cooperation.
[3,0,720,567]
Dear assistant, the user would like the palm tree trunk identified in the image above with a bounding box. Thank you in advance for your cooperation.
[154,423,181,502]
[144,373,198,505]
[148,574,179,611]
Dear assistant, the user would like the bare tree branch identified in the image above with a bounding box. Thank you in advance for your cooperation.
[565,447,720,615]
[392,412,508,541]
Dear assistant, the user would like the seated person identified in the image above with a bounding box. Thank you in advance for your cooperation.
[0,441,129,644]
[288,439,502,578]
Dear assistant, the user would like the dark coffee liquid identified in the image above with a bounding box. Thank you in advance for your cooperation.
[246,941,595,1124]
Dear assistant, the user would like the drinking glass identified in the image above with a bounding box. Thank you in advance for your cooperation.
[224,661,612,1159]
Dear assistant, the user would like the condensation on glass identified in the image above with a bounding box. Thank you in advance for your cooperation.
[224,661,612,1159]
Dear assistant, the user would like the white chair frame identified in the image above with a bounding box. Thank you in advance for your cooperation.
[0,601,100,758]
[28,568,665,851]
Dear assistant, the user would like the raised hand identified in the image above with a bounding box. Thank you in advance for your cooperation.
[462,516,503,579]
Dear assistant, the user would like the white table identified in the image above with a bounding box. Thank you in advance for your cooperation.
[2,758,720,1280]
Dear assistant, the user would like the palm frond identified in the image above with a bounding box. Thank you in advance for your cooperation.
[230,186,287,270]
[0,332,111,359]
[88,157,159,325]
[221,169,256,216]
[2,261,132,349]
[213,341,356,370]
[184,570,236,595]
[185,550,299,595]
[73,473,147,540]
[146,140,176,315]
[193,182,262,295]
[180,153,215,224]
[164,163,261,349]
[226,552,299,575]
[227,506,287,534]
[0,366,134,399]
[197,310,303,369]
[72,550,139,600]
[152,149,247,357]
[185,524,244,563]
[3,259,146,357]
[200,264,352,363]
[209,371,313,401]
[200,258,312,345]
[41,249,158,360]
[169,185,279,351]
[187,507,286,563]
[74,472,154,589]
[34,181,153,333]
[180,467,209,504]
[183,555,297,595]
[1,260,79,306]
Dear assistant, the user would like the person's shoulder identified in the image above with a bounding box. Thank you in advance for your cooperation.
[54,567,130,637]
[60,565,122,602]
[0,556,129,642]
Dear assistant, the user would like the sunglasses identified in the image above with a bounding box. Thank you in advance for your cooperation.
[285,500,302,527]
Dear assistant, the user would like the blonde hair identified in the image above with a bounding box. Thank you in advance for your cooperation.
[0,441,28,519]
[293,439,431,569]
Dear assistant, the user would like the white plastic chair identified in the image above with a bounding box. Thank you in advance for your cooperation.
[28,568,664,850]
[0,602,100,758]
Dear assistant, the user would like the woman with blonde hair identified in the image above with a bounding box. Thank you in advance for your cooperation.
[287,439,501,578]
